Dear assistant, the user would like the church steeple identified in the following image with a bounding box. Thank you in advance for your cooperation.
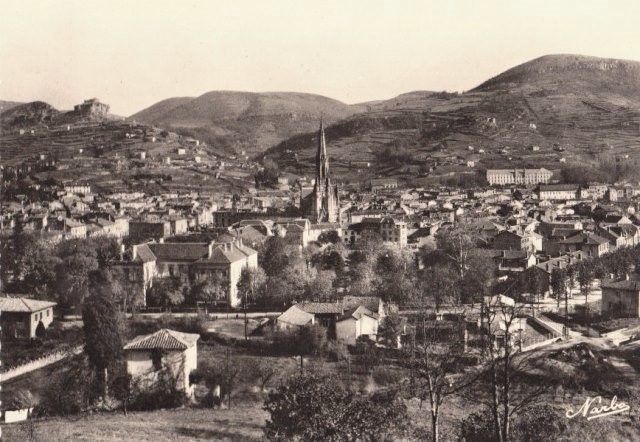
[316,118,328,181]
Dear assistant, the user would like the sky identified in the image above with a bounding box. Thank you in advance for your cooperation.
[2,0,640,116]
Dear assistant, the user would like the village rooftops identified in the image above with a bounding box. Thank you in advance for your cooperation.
[558,232,609,245]
[0,297,57,313]
[123,328,199,351]
[601,278,640,291]
[338,305,379,322]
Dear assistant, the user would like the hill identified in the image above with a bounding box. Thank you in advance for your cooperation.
[265,54,640,186]
[130,91,366,155]
[0,100,24,113]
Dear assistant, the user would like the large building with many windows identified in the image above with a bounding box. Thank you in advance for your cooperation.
[486,168,553,186]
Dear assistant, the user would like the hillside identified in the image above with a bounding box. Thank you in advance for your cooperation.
[130,91,367,155]
[0,100,24,113]
[265,54,640,186]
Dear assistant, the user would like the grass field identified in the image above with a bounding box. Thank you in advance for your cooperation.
[2,406,268,441]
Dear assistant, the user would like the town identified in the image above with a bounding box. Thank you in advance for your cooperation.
[3,2,640,440]
[4,99,640,440]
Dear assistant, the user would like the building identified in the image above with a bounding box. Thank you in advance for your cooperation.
[343,217,407,247]
[370,178,399,192]
[123,328,199,397]
[601,277,640,318]
[119,239,258,308]
[491,230,531,251]
[486,168,553,186]
[557,232,610,258]
[276,296,386,341]
[129,219,171,242]
[537,184,580,201]
[301,121,339,223]
[0,297,56,339]
[73,98,110,117]
[335,305,380,345]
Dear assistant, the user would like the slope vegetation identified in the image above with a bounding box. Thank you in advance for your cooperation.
[266,54,640,185]
[130,91,366,155]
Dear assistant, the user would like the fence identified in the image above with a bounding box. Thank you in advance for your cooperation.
[519,333,561,352]
[0,345,83,383]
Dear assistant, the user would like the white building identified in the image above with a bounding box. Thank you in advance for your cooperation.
[123,329,199,397]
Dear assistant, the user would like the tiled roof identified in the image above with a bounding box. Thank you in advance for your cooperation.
[0,297,56,313]
[338,305,379,322]
[148,243,209,261]
[277,305,315,326]
[601,279,640,291]
[298,302,344,314]
[559,232,609,245]
[134,244,157,263]
[123,328,199,351]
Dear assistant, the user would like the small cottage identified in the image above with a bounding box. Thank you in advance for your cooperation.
[123,328,199,397]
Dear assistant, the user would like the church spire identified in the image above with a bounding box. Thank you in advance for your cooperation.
[316,118,328,181]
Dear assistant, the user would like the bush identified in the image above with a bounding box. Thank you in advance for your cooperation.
[322,341,349,362]
[372,366,403,386]
[460,410,497,442]
[128,368,189,411]
[264,374,408,441]
[38,358,100,417]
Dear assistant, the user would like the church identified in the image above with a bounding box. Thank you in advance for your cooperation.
[300,120,340,223]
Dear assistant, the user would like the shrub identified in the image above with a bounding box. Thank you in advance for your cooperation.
[460,410,497,442]
[372,366,402,386]
[322,341,349,362]
[128,368,189,411]
[264,374,408,441]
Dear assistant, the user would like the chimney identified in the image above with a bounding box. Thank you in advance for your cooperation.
[626,273,630,281]
[132,245,138,261]
[120,244,125,261]
[208,242,214,258]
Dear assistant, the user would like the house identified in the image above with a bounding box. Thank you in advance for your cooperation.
[119,239,258,307]
[558,232,610,257]
[491,230,531,251]
[370,178,398,192]
[536,184,580,201]
[276,304,316,329]
[123,329,199,397]
[342,217,408,247]
[601,276,640,318]
[0,297,56,339]
[129,219,171,242]
[276,296,386,340]
[335,305,380,345]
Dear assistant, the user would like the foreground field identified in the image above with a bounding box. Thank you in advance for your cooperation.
[3,406,268,442]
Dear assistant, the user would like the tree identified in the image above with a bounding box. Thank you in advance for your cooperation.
[245,358,277,392]
[460,250,497,306]
[191,273,226,312]
[237,266,267,339]
[305,270,336,298]
[146,277,187,310]
[397,309,475,442]
[260,236,291,277]
[550,267,567,309]
[435,223,478,278]
[463,298,549,442]
[82,269,124,397]
[317,230,340,244]
[577,261,594,316]
[263,374,408,441]
[378,313,404,347]
[419,264,460,313]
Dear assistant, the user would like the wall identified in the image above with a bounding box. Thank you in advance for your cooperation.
[1,345,82,382]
